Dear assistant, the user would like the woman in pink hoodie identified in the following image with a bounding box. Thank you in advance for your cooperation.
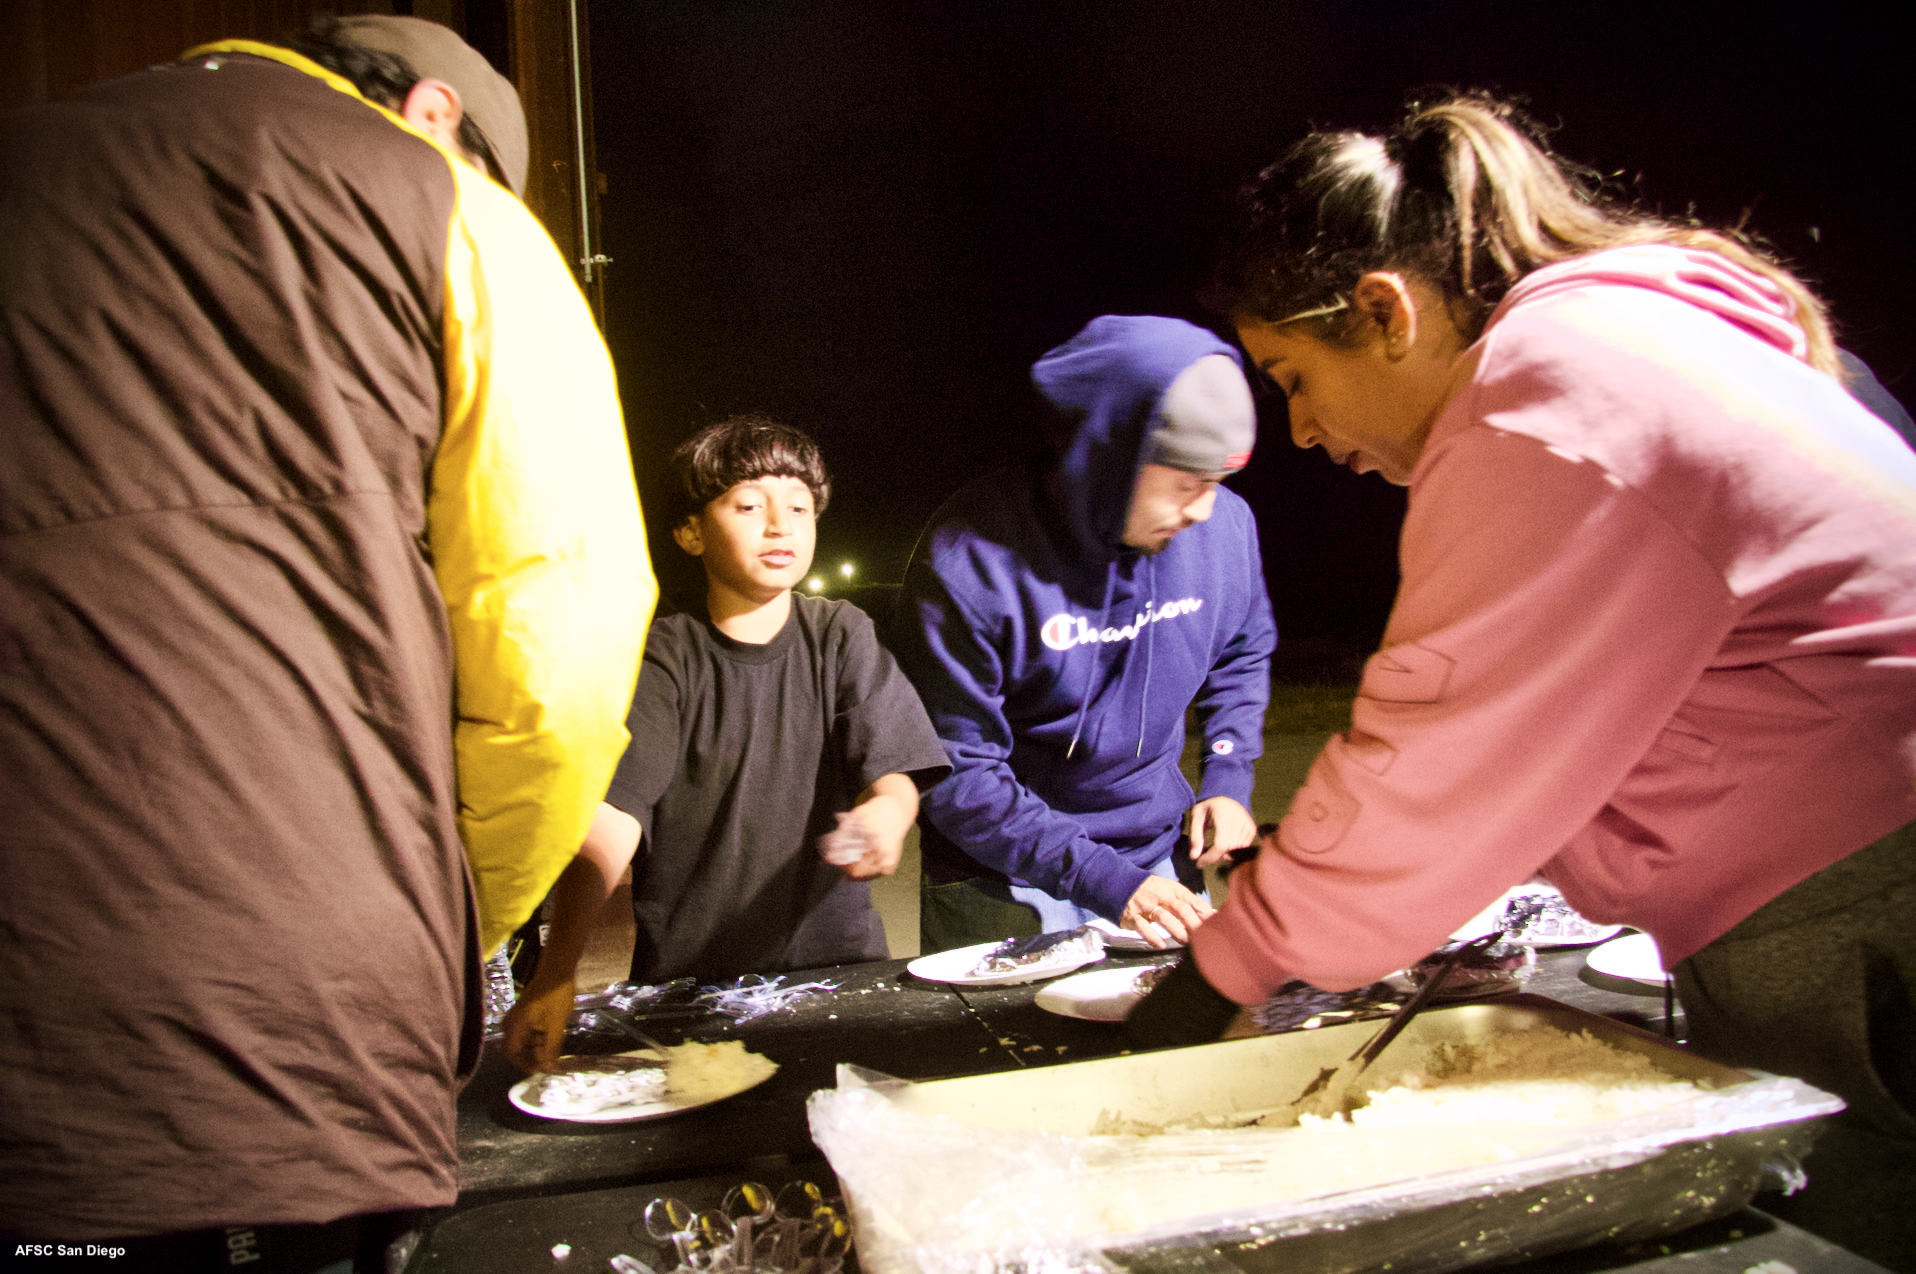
[1130,95,1916,1157]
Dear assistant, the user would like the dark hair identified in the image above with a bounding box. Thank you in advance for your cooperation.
[267,16,499,183]
[1207,92,1836,374]
[670,415,831,525]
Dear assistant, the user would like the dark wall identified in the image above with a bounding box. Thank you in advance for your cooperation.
[588,1,1909,643]
[0,0,406,113]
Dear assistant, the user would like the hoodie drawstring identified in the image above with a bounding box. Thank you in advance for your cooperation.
[1137,557,1155,758]
[1065,563,1118,759]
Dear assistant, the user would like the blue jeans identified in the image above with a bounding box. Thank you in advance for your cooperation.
[919,853,1185,953]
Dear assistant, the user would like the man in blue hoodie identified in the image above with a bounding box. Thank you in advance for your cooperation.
[894,315,1276,952]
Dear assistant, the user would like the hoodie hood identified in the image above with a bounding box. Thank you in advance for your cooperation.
[1493,245,1809,363]
[1031,315,1244,561]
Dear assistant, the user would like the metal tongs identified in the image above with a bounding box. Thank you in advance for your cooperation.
[1288,929,1508,1110]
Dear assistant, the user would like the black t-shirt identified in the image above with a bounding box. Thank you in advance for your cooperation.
[606,595,950,982]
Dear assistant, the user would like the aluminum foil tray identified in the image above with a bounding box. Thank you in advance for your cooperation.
[808,995,1843,1274]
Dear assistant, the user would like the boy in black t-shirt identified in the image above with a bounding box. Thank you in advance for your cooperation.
[501,416,949,1073]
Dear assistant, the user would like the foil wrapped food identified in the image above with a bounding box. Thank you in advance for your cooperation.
[522,1054,668,1115]
[970,926,1105,977]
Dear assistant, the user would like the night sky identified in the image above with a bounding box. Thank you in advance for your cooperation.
[586,1,1910,648]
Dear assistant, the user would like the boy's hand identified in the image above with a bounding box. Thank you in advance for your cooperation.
[820,774,918,879]
[1121,875,1213,948]
[499,975,576,1074]
[818,810,876,868]
[1186,796,1257,867]
[822,792,912,879]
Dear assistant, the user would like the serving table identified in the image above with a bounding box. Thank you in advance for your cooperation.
[416,948,1895,1273]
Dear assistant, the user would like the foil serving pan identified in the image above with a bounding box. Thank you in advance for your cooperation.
[808,995,1843,1274]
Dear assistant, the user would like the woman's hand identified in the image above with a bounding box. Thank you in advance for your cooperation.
[1121,875,1214,948]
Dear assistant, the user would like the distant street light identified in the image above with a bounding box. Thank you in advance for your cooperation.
[807,576,825,593]
[839,562,855,579]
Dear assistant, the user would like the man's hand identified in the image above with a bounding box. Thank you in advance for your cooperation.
[1186,796,1258,868]
[1121,874,1214,948]
[499,975,575,1075]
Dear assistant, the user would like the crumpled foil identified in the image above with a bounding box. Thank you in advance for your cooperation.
[1252,980,1406,1033]
[1413,937,1538,998]
[698,974,841,1023]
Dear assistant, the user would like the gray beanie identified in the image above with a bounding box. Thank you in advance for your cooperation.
[1142,353,1257,477]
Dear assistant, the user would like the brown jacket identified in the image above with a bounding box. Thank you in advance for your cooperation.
[0,48,650,1237]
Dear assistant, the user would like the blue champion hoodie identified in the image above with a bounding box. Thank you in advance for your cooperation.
[893,316,1277,922]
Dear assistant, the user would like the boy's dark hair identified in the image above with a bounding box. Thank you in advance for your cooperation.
[671,415,831,525]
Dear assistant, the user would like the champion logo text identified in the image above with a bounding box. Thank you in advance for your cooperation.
[1039,597,1202,652]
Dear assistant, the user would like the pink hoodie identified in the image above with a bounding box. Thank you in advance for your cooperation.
[1196,245,1916,1003]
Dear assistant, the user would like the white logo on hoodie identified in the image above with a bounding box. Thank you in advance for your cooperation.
[1039,598,1203,652]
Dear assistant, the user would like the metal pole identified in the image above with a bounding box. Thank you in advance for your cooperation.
[565,0,609,284]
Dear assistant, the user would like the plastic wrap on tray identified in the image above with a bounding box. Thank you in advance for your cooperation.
[807,1001,1843,1274]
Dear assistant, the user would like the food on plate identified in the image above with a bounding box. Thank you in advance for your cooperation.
[1498,889,1618,945]
[969,925,1104,977]
[1252,980,1404,1033]
[1135,962,1176,993]
[1453,884,1621,946]
[522,1054,669,1115]
[523,1040,778,1114]
[663,1039,781,1103]
[1409,937,1536,998]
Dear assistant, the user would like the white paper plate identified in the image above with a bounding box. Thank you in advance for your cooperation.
[1034,965,1167,1021]
[507,1049,776,1124]
[1085,916,1181,952]
[1450,884,1625,948]
[907,939,1104,987]
[1584,932,1670,985]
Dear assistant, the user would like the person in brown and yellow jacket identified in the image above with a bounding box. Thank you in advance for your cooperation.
[0,16,654,1269]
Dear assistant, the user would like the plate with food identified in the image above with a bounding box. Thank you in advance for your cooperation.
[1383,937,1536,1001]
[508,1039,779,1123]
[907,926,1106,987]
[1450,883,1624,948]
[1034,962,1176,1021]
[1085,916,1181,952]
